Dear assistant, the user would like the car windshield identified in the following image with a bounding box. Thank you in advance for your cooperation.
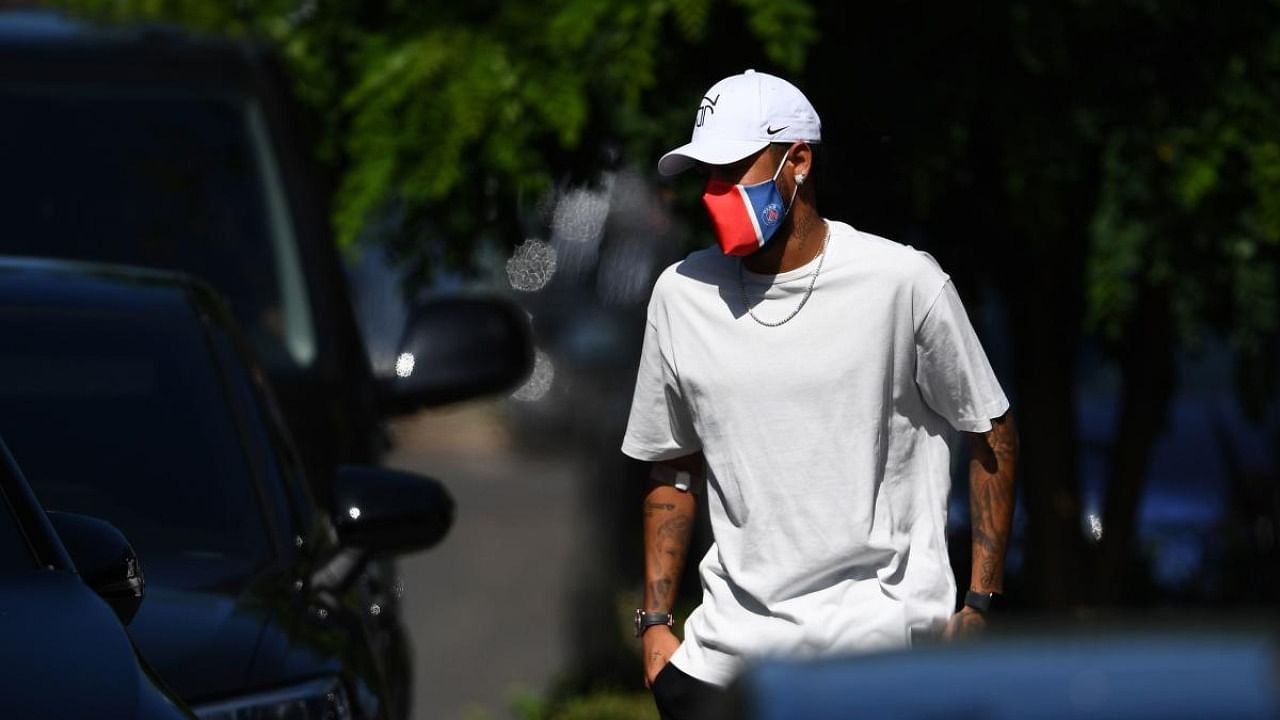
[0,482,35,573]
[0,85,315,372]
[0,301,274,589]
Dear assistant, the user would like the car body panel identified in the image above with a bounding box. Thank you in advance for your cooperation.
[0,436,194,719]
[0,570,181,718]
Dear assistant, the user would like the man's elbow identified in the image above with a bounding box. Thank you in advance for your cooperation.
[967,410,1018,468]
[967,409,1016,438]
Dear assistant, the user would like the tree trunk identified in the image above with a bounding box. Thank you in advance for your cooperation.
[1095,285,1175,604]
[1007,268,1087,610]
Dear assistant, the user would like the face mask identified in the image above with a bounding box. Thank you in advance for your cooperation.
[702,149,799,256]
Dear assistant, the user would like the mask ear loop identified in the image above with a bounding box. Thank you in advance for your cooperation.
[772,146,802,217]
[770,147,793,182]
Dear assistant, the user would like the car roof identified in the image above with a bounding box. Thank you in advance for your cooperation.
[0,9,86,42]
[0,256,225,321]
[0,8,247,55]
[0,9,272,89]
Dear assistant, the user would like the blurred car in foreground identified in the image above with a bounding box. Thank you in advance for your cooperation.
[0,436,194,719]
[0,259,527,718]
[725,629,1280,720]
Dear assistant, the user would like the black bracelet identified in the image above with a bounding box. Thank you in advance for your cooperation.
[964,590,1005,615]
[635,610,674,637]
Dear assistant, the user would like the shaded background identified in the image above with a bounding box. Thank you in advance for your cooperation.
[17,0,1280,717]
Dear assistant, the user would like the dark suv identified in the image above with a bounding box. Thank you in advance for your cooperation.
[0,258,519,718]
[0,12,531,717]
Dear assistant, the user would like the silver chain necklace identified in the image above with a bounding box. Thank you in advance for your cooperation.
[739,222,831,327]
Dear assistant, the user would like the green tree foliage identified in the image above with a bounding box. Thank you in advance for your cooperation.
[1072,0,1280,598]
[49,0,815,270]
[1087,5,1280,401]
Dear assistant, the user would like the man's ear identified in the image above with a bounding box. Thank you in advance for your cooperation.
[788,142,813,183]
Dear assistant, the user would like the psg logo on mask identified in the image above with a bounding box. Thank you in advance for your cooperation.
[762,203,781,226]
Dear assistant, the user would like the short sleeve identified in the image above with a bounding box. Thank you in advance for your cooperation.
[621,310,701,462]
[915,281,1010,433]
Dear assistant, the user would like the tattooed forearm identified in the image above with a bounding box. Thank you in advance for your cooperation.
[645,501,676,518]
[645,500,694,611]
[967,411,1018,593]
[643,460,699,614]
[647,579,674,609]
[657,514,691,540]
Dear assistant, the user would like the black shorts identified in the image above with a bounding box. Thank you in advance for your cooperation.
[651,662,727,720]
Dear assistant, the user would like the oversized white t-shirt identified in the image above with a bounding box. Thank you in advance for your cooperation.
[621,220,1009,687]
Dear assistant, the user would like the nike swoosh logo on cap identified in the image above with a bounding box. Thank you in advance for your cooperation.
[766,125,789,135]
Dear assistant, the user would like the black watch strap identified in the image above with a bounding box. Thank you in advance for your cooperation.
[964,590,1005,615]
[635,610,674,637]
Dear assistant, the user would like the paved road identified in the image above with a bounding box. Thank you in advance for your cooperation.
[384,402,588,720]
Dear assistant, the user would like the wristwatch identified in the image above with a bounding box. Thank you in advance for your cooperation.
[964,590,1006,615]
[634,609,674,637]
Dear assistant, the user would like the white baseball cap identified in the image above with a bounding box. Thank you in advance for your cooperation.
[657,69,822,176]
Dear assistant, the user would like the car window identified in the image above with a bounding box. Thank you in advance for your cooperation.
[206,319,315,544]
[0,483,36,573]
[0,301,274,589]
[0,85,316,372]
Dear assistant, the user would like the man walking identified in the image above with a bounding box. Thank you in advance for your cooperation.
[622,70,1018,719]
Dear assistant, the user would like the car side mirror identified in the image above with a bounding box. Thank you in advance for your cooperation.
[332,465,454,556]
[46,511,145,625]
[379,295,533,414]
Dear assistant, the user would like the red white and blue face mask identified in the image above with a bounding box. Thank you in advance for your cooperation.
[702,148,798,256]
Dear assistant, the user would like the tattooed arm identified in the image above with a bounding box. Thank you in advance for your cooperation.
[945,410,1018,640]
[641,452,701,686]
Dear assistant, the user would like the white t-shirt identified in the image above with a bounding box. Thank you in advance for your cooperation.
[621,220,1009,687]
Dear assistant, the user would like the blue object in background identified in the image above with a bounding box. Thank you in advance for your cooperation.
[731,632,1280,720]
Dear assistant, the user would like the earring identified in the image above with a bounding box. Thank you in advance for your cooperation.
[795,173,806,185]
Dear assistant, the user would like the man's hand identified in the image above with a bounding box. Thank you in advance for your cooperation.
[642,625,681,687]
[941,606,986,642]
